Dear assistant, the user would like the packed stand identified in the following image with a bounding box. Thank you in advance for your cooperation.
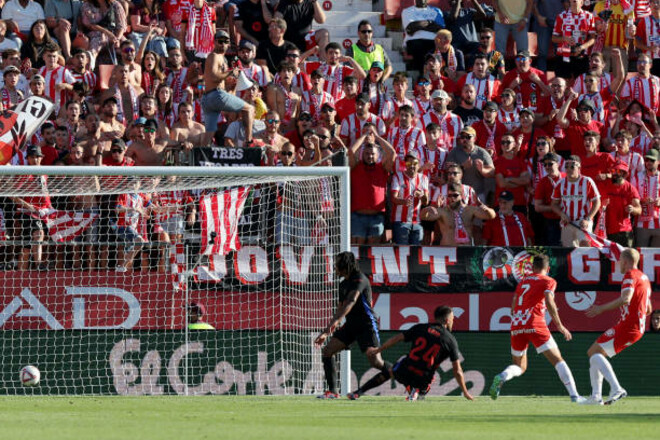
[0,0,658,271]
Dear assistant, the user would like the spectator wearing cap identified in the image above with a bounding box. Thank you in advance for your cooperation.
[556,92,607,158]
[29,73,46,100]
[348,124,396,244]
[551,0,595,80]
[102,138,135,167]
[447,125,494,204]
[300,69,334,123]
[11,144,51,271]
[346,20,392,80]
[390,150,430,245]
[98,97,126,153]
[188,302,215,330]
[236,0,273,47]
[418,89,463,149]
[471,101,506,156]
[455,53,501,111]
[274,0,330,62]
[619,106,657,156]
[433,29,465,81]
[362,60,394,123]
[238,39,271,88]
[598,160,641,247]
[318,102,340,138]
[387,104,426,165]
[179,0,217,61]
[536,77,569,154]
[0,65,23,110]
[339,92,386,147]
[494,132,531,212]
[496,88,520,132]
[533,152,565,246]
[483,190,534,246]
[511,107,548,158]
[632,149,660,245]
[266,61,302,132]
[612,130,645,178]
[0,49,29,96]
[579,130,616,193]
[413,76,433,116]
[620,53,660,116]
[493,0,532,57]
[501,50,550,111]
[255,18,298,75]
[388,72,414,119]
[551,155,601,247]
[401,0,446,75]
[453,83,483,127]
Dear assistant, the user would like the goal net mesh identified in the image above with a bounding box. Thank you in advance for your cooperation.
[0,167,347,395]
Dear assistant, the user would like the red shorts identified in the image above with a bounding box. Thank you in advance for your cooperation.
[595,323,643,357]
[305,31,318,51]
[510,326,557,356]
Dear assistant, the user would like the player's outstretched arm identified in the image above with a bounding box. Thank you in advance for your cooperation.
[314,290,361,347]
[452,361,474,401]
[545,291,572,341]
[371,333,405,355]
[586,288,633,317]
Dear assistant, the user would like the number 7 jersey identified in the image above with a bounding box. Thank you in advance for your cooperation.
[510,274,557,331]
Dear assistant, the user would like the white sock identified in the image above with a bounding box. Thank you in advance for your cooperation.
[589,357,603,399]
[554,361,578,397]
[500,365,523,382]
[591,354,622,395]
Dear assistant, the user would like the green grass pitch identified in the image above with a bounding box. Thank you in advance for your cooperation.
[1,396,659,439]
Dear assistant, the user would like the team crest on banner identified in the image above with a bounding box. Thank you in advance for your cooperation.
[470,247,557,289]
[481,248,514,281]
[512,251,535,282]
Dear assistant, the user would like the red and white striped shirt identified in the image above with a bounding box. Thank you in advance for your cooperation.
[152,190,193,226]
[632,171,660,228]
[415,145,448,180]
[612,150,645,178]
[390,171,429,223]
[621,74,660,114]
[275,68,312,92]
[631,131,653,156]
[116,193,150,235]
[417,110,463,149]
[71,70,98,92]
[551,176,600,222]
[39,65,76,113]
[430,182,479,207]
[572,72,612,94]
[388,96,415,116]
[636,0,652,17]
[166,67,189,104]
[577,88,614,123]
[339,113,386,145]
[306,62,352,101]
[497,108,520,132]
[0,87,22,109]
[387,125,426,162]
[457,73,500,110]
[241,64,269,88]
[635,14,660,59]
[413,97,432,117]
[301,90,334,122]
[553,9,595,58]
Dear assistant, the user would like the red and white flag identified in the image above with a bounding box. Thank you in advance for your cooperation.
[579,225,625,262]
[39,210,98,243]
[200,187,251,256]
[170,242,187,292]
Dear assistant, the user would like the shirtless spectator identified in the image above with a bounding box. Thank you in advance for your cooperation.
[258,110,288,164]
[266,61,302,132]
[170,102,205,145]
[127,118,191,166]
[421,182,496,246]
[98,97,126,154]
[100,64,143,125]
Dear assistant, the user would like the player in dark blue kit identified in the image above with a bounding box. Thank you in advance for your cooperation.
[314,251,390,399]
[347,305,474,401]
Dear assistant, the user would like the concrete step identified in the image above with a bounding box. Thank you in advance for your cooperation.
[318,24,387,38]
[320,0,374,12]
[388,30,404,51]
[321,10,383,27]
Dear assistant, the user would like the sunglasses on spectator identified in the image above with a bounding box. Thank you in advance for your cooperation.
[111,149,123,154]
[280,151,294,156]
[502,93,513,98]
[123,48,135,53]
[417,81,431,86]
[644,157,657,162]
[360,29,373,34]
[638,60,650,64]
[266,118,280,124]
[299,115,312,121]
[446,171,460,176]
[216,38,230,44]
[515,56,528,62]
[460,134,473,140]
[143,127,156,133]
[320,146,331,150]
[317,134,329,140]
[577,107,590,113]
[321,107,335,112]
[286,53,300,58]
[536,141,548,147]
[501,140,513,145]
[543,162,555,168]
[405,159,419,165]
[584,79,596,83]
[446,193,461,199]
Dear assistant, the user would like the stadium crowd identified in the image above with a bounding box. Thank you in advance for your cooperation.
[1,0,660,270]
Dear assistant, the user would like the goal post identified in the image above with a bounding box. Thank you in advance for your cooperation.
[0,166,350,395]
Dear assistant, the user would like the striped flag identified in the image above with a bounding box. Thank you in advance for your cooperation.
[199,187,251,256]
[170,242,187,292]
[40,210,98,243]
[578,225,625,262]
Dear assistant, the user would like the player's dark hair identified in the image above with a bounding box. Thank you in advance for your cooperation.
[325,42,342,53]
[335,251,360,276]
[343,76,359,86]
[357,20,372,31]
[434,305,453,324]
[532,255,549,271]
